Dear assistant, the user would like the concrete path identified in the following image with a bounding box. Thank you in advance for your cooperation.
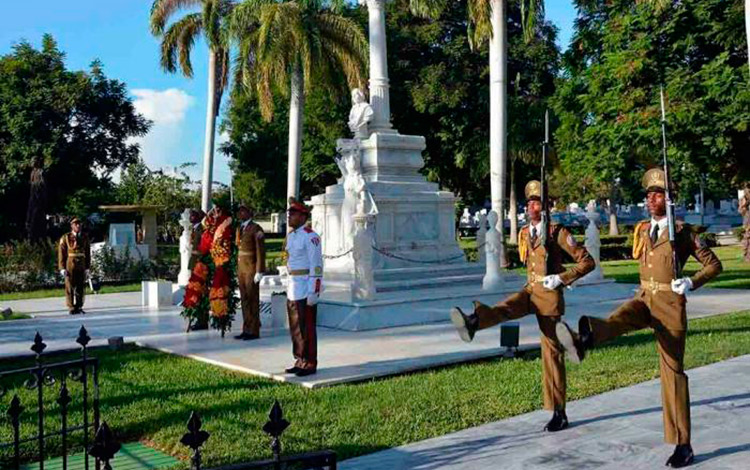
[2,285,749,389]
[340,354,750,469]
[2,291,142,315]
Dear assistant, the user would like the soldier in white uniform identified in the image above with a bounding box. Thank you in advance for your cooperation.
[283,198,323,377]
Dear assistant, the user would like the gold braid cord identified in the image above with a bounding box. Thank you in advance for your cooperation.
[632,221,646,259]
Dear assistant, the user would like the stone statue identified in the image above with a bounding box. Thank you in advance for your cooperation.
[694,194,702,214]
[348,88,374,138]
[476,211,487,264]
[482,211,503,290]
[581,201,604,282]
[177,209,193,286]
[740,188,750,263]
[352,213,376,300]
[336,143,367,252]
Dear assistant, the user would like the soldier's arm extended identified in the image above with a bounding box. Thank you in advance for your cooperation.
[58,236,67,271]
[686,231,722,290]
[256,227,266,274]
[555,226,595,285]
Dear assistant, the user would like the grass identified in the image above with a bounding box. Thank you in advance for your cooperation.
[2,310,750,468]
[0,283,142,302]
[0,311,31,321]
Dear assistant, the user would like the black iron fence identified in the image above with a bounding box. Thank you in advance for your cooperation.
[0,328,120,470]
[180,401,336,470]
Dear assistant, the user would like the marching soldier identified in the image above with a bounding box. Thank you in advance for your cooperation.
[283,198,323,377]
[451,180,594,431]
[58,217,91,315]
[556,168,722,468]
[235,204,266,340]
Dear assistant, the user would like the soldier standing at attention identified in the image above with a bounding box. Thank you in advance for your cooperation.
[283,198,323,377]
[556,168,722,468]
[235,204,266,340]
[58,217,91,315]
[451,180,595,432]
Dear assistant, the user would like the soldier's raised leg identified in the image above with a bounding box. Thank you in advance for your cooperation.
[450,289,531,343]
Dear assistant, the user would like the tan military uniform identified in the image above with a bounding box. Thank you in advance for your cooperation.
[58,232,91,311]
[585,218,721,444]
[475,184,594,410]
[236,221,266,336]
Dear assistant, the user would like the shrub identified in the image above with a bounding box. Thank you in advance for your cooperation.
[699,232,719,248]
[735,226,746,242]
[91,245,155,282]
[0,239,59,293]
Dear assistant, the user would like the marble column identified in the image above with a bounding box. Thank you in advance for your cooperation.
[362,0,394,133]
[489,0,507,263]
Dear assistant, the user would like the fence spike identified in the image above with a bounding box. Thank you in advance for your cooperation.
[89,422,121,470]
[77,326,91,348]
[31,332,47,356]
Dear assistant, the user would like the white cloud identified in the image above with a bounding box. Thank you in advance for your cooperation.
[132,88,194,125]
[129,88,196,174]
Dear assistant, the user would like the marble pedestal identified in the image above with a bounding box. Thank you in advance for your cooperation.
[306,131,514,329]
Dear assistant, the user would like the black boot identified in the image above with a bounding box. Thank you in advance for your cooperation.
[666,444,694,468]
[556,316,593,364]
[450,307,479,343]
[544,409,569,432]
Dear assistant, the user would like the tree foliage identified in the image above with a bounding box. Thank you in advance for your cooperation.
[0,35,150,241]
[553,0,750,204]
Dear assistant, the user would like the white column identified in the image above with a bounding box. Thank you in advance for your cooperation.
[363,0,393,133]
[287,64,304,203]
[200,49,218,212]
[489,0,507,262]
[746,0,750,76]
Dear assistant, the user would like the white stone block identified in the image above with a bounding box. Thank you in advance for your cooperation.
[172,284,185,305]
[270,292,288,329]
[141,280,173,308]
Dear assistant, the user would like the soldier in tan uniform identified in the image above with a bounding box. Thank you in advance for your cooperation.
[451,181,595,432]
[57,217,91,315]
[556,168,722,468]
[234,204,266,340]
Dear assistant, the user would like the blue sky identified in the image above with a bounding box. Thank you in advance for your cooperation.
[1,1,577,186]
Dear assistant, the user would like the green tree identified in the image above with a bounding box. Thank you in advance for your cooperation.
[0,36,150,241]
[150,0,234,211]
[553,0,750,214]
[230,0,368,204]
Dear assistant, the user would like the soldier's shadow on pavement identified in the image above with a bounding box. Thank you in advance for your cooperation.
[693,443,750,465]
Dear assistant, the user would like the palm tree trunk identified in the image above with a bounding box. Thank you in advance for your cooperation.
[746,0,750,76]
[489,0,507,265]
[201,49,218,212]
[287,63,305,204]
[509,157,518,244]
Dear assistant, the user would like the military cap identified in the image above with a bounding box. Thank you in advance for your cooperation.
[642,168,667,193]
[525,180,542,201]
[70,216,81,224]
[287,197,311,215]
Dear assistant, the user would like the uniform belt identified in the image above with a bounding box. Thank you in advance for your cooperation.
[527,272,545,284]
[641,279,672,293]
[288,269,309,276]
[238,250,255,257]
[68,253,86,258]
[191,251,201,255]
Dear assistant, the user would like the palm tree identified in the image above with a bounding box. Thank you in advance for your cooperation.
[231,0,367,203]
[150,0,234,212]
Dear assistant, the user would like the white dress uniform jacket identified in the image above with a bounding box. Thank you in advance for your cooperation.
[285,226,324,301]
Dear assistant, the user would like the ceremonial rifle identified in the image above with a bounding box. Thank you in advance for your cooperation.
[540,110,552,273]
[659,86,681,280]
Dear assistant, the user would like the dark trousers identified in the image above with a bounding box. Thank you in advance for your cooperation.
[65,265,86,311]
[287,299,318,370]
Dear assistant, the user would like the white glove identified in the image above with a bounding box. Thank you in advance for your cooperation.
[306,293,319,306]
[671,277,693,295]
[85,269,91,278]
[542,274,563,290]
[60,269,67,277]
[254,273,263,284]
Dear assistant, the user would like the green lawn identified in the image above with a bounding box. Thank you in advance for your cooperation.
[0,312,31,321]
[2,310,750,468]
[0,282,142,302]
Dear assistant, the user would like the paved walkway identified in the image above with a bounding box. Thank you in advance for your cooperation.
[2,285,749,389]
[340,354,750,469]
[2,291,142,315]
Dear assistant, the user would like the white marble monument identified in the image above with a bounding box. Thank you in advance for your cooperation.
[482,211,503,290]
[306,0,521,330]
[177,209,192,286]
[577,201,607,285]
